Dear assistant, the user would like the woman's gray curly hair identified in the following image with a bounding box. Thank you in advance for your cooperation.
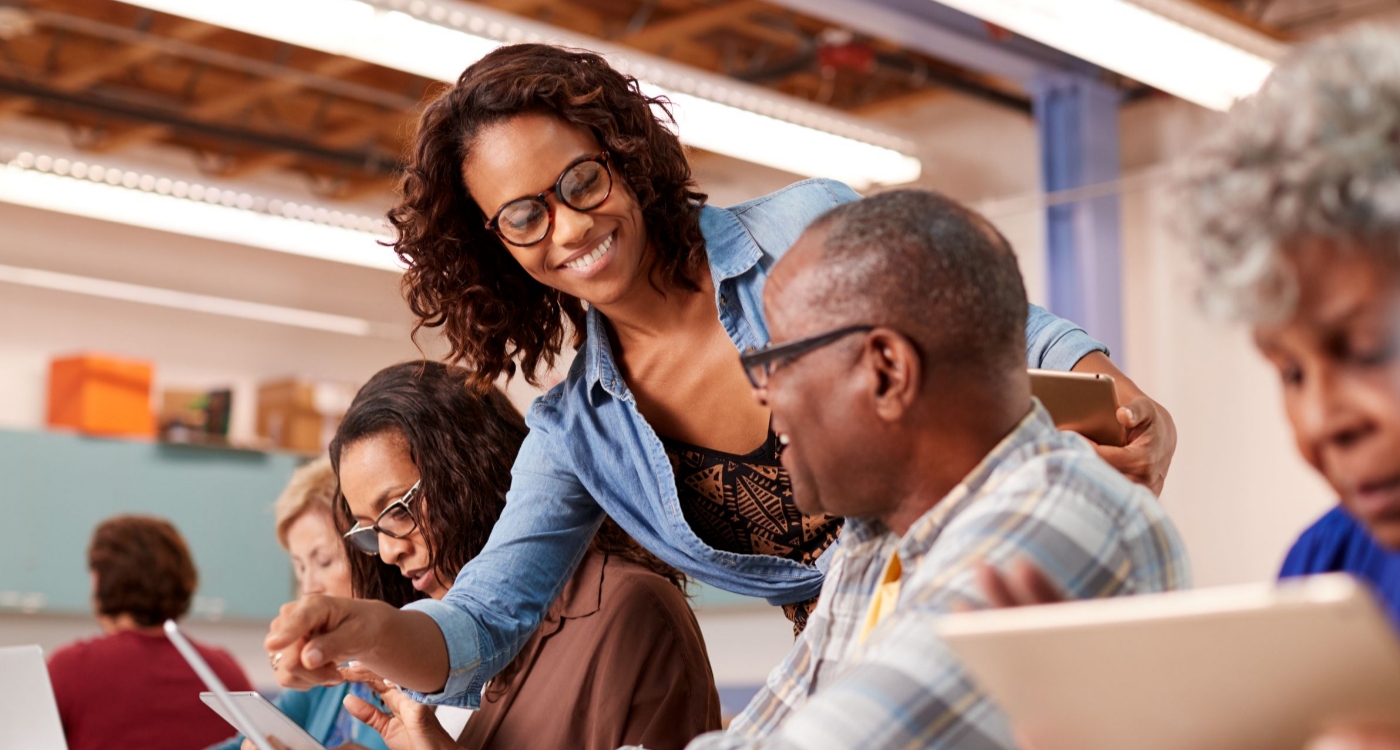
[1182,26,1400,322]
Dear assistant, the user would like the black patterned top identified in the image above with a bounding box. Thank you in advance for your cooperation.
[661,431,844,634]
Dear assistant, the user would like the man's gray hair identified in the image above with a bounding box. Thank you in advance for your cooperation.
[1182,26,1400,322]
[809,188,1029,373]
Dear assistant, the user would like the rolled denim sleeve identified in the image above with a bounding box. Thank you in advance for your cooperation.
[402,406,604,708]
[1024,303,1108,372]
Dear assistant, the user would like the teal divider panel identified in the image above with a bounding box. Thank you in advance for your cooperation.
[0,429,301,620]
[689,582,767,610]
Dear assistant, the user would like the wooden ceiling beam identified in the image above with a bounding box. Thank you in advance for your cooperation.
[217,118,384,178]
[87,56,371,154]
[0,19,218,122]
[50,19,219,91]
[853,87,946,118]
[506,0,721,69]
[623,0,767,50]
[726,14,809,49]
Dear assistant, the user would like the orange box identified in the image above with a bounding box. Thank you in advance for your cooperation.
[47,354,156,438]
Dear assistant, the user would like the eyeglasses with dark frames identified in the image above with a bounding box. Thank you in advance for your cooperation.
[739,324,875,389]
[485,152,613,247]
[342,479,422,556]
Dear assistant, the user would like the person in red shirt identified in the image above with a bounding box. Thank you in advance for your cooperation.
[47,515,253,750]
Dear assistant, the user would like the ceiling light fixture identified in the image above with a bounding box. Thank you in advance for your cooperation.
[0,148,401,271]
[117,0,922,188]
[932,0,1287,111]
[0,261,400,337]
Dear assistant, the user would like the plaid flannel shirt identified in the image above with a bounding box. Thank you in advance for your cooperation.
[684,402,1190,750]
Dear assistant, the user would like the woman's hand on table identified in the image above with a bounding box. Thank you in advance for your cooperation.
[1071,352,1176,496]
[343,677,458,750]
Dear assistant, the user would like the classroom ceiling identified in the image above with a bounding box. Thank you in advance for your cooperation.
[0,0,1322,200]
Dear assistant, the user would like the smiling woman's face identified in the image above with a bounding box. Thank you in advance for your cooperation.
[337,430,450,600]
[463,112,650,308]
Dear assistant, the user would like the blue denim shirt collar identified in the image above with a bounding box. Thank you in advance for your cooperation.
[583,203,763,404]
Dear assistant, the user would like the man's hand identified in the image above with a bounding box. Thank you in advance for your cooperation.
[343,678,458,750]
[264,595,396,689]
[976,559,1065,608]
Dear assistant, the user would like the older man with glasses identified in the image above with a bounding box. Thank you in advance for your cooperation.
[676,189,1190,750]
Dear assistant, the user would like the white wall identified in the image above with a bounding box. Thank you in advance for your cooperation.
[1116,98,1335,585]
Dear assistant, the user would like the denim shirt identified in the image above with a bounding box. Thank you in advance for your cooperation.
[405,178,1108,707]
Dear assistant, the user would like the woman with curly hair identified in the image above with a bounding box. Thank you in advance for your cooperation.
[267,43,1176,704]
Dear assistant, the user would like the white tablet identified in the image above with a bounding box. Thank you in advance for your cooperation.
[199,692,327,750]
[938,574,1400,750]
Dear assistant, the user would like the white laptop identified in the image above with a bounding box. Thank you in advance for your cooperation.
[0,644,68,750]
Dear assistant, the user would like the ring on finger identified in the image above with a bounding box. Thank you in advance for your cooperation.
[269,652,283,670]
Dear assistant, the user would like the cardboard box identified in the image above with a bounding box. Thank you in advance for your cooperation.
[47,354,156,438]
[256,378,355,454]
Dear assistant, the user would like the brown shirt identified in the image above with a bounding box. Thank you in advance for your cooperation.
[458,549,722,750]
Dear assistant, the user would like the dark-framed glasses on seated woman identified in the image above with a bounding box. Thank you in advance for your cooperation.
[343,480,422,556]
[740,325,875,389]
[485,152,612,247]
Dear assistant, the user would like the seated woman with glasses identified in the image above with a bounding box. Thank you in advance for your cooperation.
[327,361,720,750]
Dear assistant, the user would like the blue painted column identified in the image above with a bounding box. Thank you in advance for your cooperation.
[1032,72,1125,358]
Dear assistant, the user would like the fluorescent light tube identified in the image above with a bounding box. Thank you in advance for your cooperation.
[118,0,922,188]
[933,0,1286,111]
[0,262,399,337]
[0,156,401,271]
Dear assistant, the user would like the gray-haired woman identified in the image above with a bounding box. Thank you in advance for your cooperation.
[1180,25,1400,750]
[981,24,1400,750]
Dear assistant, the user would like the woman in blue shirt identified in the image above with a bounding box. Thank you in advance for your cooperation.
[266,43,1178,705]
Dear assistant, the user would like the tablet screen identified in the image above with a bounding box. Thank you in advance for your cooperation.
[200,692,327,750]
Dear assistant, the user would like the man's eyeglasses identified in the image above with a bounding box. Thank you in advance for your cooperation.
[740,325,875,389]
[343,480,422,556]
[485,152,613,247]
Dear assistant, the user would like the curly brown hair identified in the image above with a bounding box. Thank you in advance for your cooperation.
[389,44,709,391]
[88,515,198,627]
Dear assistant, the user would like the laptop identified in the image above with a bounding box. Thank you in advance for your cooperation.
[0,644,69,750]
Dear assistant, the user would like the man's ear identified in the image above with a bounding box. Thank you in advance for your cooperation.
[865,329,921,422]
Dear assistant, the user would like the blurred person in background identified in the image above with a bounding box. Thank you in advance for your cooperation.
[266,41,1177,709]
[213,458,389,750]
[325,360,720,750]
[47,515,253,750]
[976,26,1400,750]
